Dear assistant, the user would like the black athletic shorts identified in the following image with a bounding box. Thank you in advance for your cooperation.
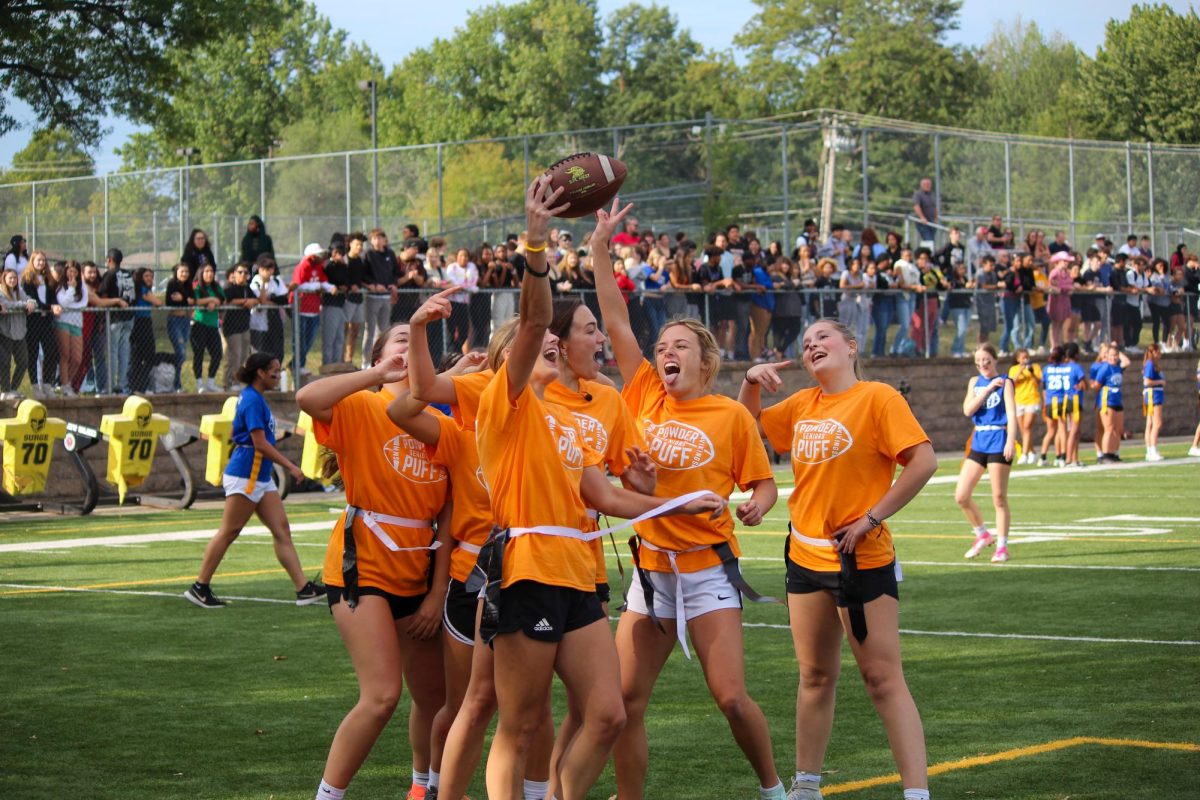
[495,580,604,643]
[785,550,899,606]
[1104,403,1124,412]
[443,578,479,646]
[326,584,425,620]
[966,448,1012,467]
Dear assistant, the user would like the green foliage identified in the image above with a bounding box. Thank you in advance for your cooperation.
[0,129,94,184]
[1077,4,1200,144]
[0,1,262,147]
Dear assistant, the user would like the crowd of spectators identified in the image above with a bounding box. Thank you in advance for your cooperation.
[2,201,1199,400]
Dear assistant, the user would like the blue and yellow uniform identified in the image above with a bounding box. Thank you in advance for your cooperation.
[224,384,277,501]
[1093,363,1125,412]
[1143,360,1165,412]
[1043,363,1082,421]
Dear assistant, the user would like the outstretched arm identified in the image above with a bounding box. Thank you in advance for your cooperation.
[505,176,569,404]
[579,465,725,521]
[408,286,464,406]
[296,355,405,425]
[589,199,643,384]
[385,390,443,447]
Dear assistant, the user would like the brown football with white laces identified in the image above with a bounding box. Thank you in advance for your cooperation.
[542,152,627,218]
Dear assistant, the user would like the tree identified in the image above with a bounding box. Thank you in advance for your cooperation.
[1076,4,1200,144]
[117,0,378,169]
[735,0,968,114]
[0,1,262,147]
[0,129,94,184]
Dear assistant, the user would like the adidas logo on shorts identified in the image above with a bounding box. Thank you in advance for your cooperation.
[533,617,553,633]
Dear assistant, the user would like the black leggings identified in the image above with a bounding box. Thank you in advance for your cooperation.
[772,314,803,356]
[0,333,28,392]
[24,313,58,386]
[1149,304,1170,344]
[191,323,222,379]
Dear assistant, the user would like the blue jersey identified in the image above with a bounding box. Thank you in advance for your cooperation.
[1088,362,1106,408]
[970,374,1009,454]
[1065,362,1085,399]
[1143,361,1165,407]
[1043,363,1073,399]
[225,385,276,481]
[1093,363,1125,409]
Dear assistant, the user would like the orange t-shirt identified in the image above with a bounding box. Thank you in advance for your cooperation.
[476,362,603,592]
[451,369,494,430]
[621,360,774,573]
[546,378,647,586]
[428,412,494,583]
[759,381,929,572]
[315,388,449,595]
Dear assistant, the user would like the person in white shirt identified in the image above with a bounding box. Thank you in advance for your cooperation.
[4,235,28,274]
[445,247,478,352]
[53,260,88,396]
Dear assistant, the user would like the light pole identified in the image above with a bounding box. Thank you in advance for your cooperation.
[175,146,199,232]
[358,79,378,227]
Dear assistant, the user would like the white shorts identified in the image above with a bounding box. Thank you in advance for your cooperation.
[624,562,742,621]
[1017,403,1041,417]
[223,474,278,503]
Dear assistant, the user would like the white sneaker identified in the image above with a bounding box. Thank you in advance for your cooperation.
[1187,446,1200,457]
[1055,457,1066,468]
[1146,450,1164,462]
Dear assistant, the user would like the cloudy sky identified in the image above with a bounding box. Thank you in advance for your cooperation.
[0,0,1190,172]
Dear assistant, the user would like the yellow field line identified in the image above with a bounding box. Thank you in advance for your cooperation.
[823,736,1200,795]
[0,567,302,596]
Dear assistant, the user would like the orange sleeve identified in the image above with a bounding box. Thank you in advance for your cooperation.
[877,391,930,462]
[451,370,492,430]
[604,401,643,476]
[731,403,774,489]
[619,358,657,416]
[311,390,371,452]
[427,413,460,467]
[759,394,797,455]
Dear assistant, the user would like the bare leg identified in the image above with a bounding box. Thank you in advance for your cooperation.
[488,632,557,800]
[402,623,446,777]
[788,591,844,774]
[320,596,405,789]
[253,489,308,588]
[690,608,780,788]
[987,461,1011,544]
[438,603,498,800]
[841,597,928,790]
[954,459,986,528]
[612,611,676,800]
[196,493,258,584]
[430,632,475,777]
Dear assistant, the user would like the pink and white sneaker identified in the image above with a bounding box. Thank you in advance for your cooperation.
[964,531,995,559]
[991,546,1010,563]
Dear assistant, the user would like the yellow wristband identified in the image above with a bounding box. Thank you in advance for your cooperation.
[525,242,548,253]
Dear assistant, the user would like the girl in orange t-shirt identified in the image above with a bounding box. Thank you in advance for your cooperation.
[740,319,937,800]
[475,178,723,800]
[296,323,452,800]
[592,200,786,800]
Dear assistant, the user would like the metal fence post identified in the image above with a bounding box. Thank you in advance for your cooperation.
[107,307,117,395]
[933,132,942,229]
[260,159,267,221]
[861,129,869,229]
[1003,140,1012,224]
[1125,141,1133,235]
[1146,143,1155,253]
[781,125,791,253]
[102,174,109,255]
[292,292,302,382]
[523,136,530,190]
[437,143,444,234]
[345,153,352,231]
[1068,141,1076,248]
[152,211,158,269]
[30,185,36,249]
[612,127,620,160]
[178,168,185,255]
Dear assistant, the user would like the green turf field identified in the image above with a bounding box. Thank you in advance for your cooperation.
[2,445,1198,800]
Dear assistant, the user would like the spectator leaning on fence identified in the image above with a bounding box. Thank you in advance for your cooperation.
[291,243,333,376]
[0,268,32,399]
[363,229,397,365]
[320,242,350,367]
[342,232,367,364]
[222,262,257,390]
[54,260,88,397]
[165,263,195,392]
[912,177,938,247]
[129,267,163,393]
[192,263,225,393]
[22,251,60,397]
[250,255,288,362]
[98,248,136,393]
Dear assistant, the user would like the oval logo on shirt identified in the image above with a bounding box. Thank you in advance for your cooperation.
[545,414,584,470]
[571,412,609,455]
[643,419,715,470]
[791,419,854,465]
[383,434,448,484]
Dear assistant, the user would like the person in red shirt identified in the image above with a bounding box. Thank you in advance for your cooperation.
[610,215,641,249]
[290,243,335,375]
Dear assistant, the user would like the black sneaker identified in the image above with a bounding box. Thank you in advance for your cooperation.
[296,580,327,606]
[184,582,226,609]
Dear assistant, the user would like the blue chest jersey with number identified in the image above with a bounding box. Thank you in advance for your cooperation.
[1143,361,1165,406]
[970,374,1009,454]
[225,385,276,481]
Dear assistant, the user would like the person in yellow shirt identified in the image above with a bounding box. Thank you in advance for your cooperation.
[592,199,786,800]
[740,319,938,800]
[475,178,723,800]
[1007,348,1043,465]
[296,323,453,800]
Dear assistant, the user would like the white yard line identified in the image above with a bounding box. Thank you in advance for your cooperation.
[0,522,334,554]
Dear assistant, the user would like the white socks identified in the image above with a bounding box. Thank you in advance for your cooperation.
[411,768,429,789]
[524,778,549,800]
[315,779,345,800]
[903,789,930,800]
[794,771,821,788]
[428,769,440,790]
[760,781,786,799]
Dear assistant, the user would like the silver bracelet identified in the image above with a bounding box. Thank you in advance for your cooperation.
[865,508,883,529]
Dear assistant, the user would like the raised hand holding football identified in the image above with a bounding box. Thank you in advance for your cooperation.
[542,152,627,218]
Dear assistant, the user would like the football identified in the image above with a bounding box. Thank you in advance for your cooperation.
[542,152,627,218]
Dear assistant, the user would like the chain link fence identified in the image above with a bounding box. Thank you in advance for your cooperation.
[5,112,1200,270]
